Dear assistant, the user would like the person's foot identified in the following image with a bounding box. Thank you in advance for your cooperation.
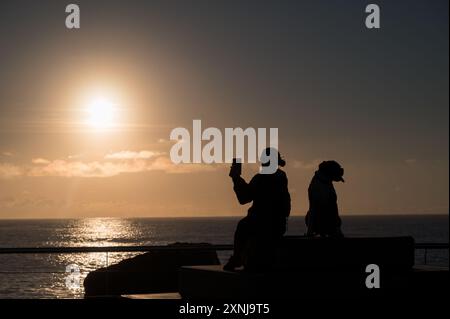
[223,261,235,271]
[223,255,239,271]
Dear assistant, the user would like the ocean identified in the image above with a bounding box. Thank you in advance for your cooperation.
[0,215,448,299]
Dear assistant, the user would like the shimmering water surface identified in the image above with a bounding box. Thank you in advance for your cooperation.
[0,215,448,298]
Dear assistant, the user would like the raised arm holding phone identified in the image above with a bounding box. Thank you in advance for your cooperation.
[224,148,291,271]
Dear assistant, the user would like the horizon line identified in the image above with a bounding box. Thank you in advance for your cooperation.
[0,212,448,221]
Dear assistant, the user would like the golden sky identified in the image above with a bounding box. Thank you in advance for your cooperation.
[0,1,448,218]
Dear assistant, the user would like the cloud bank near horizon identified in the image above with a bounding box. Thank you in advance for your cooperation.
[0,150,218,178]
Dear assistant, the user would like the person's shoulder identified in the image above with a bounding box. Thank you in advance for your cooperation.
[252,169,286,180]
[249,173,261,183]
[276,169,287,178]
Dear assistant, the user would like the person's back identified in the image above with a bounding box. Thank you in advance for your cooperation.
[241,169,290,219]
[234,168,290,234]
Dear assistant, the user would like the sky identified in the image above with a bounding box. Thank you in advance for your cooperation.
[0,0,448,218]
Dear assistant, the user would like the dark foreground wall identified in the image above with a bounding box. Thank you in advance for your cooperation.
[84,237,448,300]
[83,243,219,297]
[179,264,449,300]
[244,236,416,271]
[179,237,448,300]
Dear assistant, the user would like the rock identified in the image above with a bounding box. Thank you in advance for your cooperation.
[83,242,220,297]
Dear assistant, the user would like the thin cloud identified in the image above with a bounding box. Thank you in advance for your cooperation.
[28,157,216,177]
[405,158,417,166]
[0,163,23,178]
[291,159,321,170]
[31,159,151,177]
[32,158,51,164]
[0,151,218,178]
[2,151,14,157]
[104,150,162,160]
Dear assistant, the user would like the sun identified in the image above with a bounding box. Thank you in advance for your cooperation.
[86,97,117,129]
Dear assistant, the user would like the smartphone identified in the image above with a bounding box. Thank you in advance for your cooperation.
[231,158,242,176]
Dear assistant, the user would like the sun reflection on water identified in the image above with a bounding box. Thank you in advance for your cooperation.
[70,218,142,246]
[48,218,146,298]
[0,217,237,298]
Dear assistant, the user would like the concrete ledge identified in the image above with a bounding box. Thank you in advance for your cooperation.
[245,236,415,271]
[122,292,181,299]
[179,265,449,300]
[84,243,220,297]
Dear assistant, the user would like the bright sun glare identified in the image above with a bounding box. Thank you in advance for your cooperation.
[86,97,117,129]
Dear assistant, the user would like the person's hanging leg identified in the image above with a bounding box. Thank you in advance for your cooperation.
[224,216,251,271]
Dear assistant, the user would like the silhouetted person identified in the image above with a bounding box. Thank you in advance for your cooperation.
[305,160,344,237]
[224,148,291,271]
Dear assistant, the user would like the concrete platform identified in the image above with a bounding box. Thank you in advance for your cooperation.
[245,236,415,271]
[179,265,449,300]
[122,292,181,299]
